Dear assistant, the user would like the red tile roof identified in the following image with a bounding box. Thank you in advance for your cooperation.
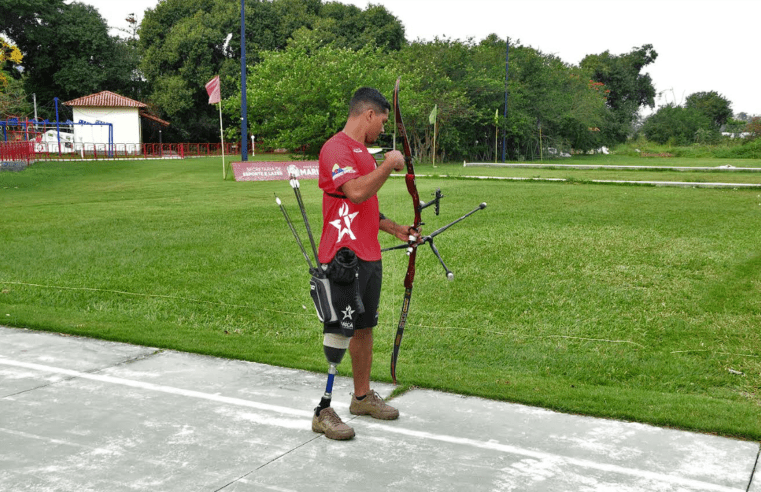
[139,110,170,127]
[64,91,147,108]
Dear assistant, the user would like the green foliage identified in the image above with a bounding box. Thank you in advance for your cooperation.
[243,36,612,162]
[0,75,31,117]
[745,117,761,139]
[138,0,232,141]
[723,117,748,134]
[580,44,658,143]
[642,91,740,149]
[0,38,23,88]
[306,2,405,52]
[137,0,405,142]
[389,38,475,161]
[0,38,29,117]
[611,134,761,160]
[642,104,713,146]
[685,91,733,128]
[0,0,144,119]
[502,43,610,158]
[239,44,398,154]
[713,138,761,159]
[8,0,744,164]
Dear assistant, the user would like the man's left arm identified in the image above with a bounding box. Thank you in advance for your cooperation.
[380,213,421,243]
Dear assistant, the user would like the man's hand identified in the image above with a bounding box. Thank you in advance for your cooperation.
[341,149,405,204]
[380,217,423,244]
[394,223,422,244]
[383,150,405,172]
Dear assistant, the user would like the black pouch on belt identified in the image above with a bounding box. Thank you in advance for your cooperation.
[325,248,365,337]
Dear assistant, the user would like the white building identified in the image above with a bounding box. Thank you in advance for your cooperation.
[63,91,168,155]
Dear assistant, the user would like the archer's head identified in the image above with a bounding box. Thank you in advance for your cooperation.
[345,87,391,145]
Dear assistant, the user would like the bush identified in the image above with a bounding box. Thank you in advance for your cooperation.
[746,117,761,140]
[714,138,761,159]
[672,146,717,158]
[642,104,712,146]
[612,135,761,159]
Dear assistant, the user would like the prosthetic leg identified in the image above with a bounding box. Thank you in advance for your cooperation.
[315,332,351,415]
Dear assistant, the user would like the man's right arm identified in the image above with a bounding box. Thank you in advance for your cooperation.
[340,150,405,204]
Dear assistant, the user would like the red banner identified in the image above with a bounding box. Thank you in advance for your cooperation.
[232,161,319,181]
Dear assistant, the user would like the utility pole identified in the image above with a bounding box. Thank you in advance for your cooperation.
[502,38,509,162]
[240,0,248,161]
[54,97,61,156]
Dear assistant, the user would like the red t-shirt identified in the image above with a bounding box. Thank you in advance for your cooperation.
[318,132,381,263]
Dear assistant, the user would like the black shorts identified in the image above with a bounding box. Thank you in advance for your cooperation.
[324,259,382,334]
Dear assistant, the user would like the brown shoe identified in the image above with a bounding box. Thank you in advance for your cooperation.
[349,390,399,420]
[312,407,355,440]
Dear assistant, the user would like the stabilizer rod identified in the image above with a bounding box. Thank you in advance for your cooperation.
[381,202,487,280]
[426,202,487,241]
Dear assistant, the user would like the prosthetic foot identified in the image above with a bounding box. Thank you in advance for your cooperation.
[315,332,351,415]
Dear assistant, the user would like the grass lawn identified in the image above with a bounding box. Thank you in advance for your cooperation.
[1,154,759,440]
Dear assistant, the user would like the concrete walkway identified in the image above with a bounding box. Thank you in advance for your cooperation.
[1,326,758,491]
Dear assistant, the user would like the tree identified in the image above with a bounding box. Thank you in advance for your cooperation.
[0,39,30,117]
[1,38,23,87]
[316,2,405,52]
[1,1,142,119]
[139,2,230,140]
[467,38,608,159]
[642,91,734,146]
[580,44,658,143]
[0,76,31,118]
[723,117,747,134]
[384,37,609,162]
[685,91,732,128]
[746,117,761,140]
[642,104,713,145]
[138,0,405,142]
[238,44,398,155]
[390,38,476,162]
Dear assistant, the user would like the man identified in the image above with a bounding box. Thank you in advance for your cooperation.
[312,87,419,440]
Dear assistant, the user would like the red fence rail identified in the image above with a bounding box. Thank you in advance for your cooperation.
[25,142,257,161]
[1,140,291,163]
[0,140,35,164]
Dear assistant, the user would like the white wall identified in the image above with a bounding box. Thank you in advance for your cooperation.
[72,107,142,154]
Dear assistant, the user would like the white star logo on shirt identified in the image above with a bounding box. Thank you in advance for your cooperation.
[330,202,358,242]
[342,305,355,320]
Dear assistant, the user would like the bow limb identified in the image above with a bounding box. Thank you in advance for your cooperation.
[390,76,420,384]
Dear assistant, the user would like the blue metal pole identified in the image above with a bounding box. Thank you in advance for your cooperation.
[502,39,509,162]
[240,0,248,161]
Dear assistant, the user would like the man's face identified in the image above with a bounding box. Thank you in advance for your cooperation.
[365,108,389,145]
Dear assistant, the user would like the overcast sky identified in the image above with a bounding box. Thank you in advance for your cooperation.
[79,0,760,117]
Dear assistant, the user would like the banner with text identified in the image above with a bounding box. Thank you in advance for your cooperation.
[232,161,319,181]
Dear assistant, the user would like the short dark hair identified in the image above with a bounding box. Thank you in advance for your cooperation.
[348,87,391,117]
